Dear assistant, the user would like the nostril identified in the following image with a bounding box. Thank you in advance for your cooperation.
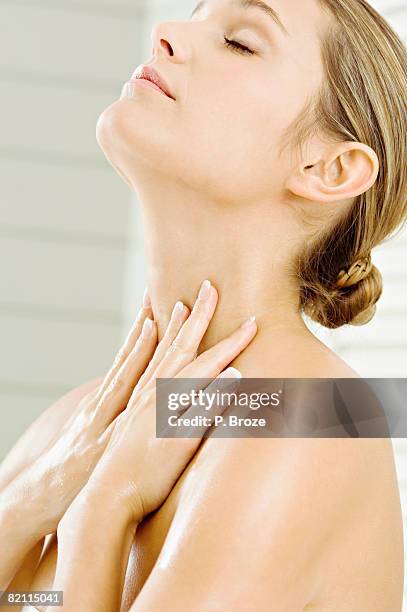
[160,38,175,56]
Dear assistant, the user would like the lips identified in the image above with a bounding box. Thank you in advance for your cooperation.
[131,65,176,100]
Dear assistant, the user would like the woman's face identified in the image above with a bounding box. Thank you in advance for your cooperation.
[97,0,328,204]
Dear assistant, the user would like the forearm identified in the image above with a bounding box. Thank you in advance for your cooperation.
[51,487,138,612]
[0,474,49,591]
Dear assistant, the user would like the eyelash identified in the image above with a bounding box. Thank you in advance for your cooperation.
[223,35,255,56]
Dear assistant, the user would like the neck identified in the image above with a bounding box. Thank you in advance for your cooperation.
[133,172,313,364]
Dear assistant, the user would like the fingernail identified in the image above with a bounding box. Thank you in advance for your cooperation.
[141,317,154,339]
[198,279,211,301]
[143,288,151,308]
[216,367,242,393]
[241,316,256,329]
[172,300,185,321]
[218,367,242,379]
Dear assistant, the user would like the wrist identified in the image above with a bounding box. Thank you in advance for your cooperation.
[85,456,146,525]
[58,480,141,538]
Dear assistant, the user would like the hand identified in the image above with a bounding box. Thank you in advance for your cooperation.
[67,279,258,527]
[2,291,160,536]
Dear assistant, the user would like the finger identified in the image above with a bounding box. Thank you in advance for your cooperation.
[98,409,124,449]
[181,367,242,438]
[176,316,257,380]
[135,300,190,395]
[98,417,116,449]
[95,289,153,401]
[149,279,218,380]
[92,317,158,426]
[161,366,242,422]
[159,367,242,445]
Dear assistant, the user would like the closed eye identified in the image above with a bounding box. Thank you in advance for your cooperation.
[223,35,255,55]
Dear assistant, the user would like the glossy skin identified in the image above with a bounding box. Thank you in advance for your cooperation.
[3,287,403,611]
[1,281,258,605]
[48,281,259,612]
[1,0,403,608]
[4,371,404,611]
[0,295,158,591]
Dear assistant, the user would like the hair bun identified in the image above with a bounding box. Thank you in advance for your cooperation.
[300,254,383,329]
[335,254,373,289]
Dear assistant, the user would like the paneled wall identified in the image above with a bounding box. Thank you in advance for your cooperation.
[0,0,146,457]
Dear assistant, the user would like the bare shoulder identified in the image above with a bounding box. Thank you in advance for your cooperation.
[159,431,400,610]
[0,377,103,489]
[236,328,362,379]
[283,333,363,378]
[159,333,403,609]
[305,337,362,378]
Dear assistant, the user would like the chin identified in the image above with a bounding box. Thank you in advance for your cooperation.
[97,99,143,160]
[96,98,172,180]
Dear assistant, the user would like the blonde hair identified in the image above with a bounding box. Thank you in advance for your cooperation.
[293,0,407,329]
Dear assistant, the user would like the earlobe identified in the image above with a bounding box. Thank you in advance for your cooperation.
[287,142,379,204]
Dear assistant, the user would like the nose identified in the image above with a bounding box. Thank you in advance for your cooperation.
[150,21,189,64]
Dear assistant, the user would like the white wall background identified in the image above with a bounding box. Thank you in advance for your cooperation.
[0,0,146,453]
[1,0,407,605]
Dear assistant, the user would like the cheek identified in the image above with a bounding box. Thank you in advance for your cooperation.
[177,73,290,196]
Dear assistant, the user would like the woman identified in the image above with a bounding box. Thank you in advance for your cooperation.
[1,0,406,609]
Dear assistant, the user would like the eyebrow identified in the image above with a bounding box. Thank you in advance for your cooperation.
[190,0,288,36]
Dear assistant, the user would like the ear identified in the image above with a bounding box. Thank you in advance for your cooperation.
[286,141,379,203]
